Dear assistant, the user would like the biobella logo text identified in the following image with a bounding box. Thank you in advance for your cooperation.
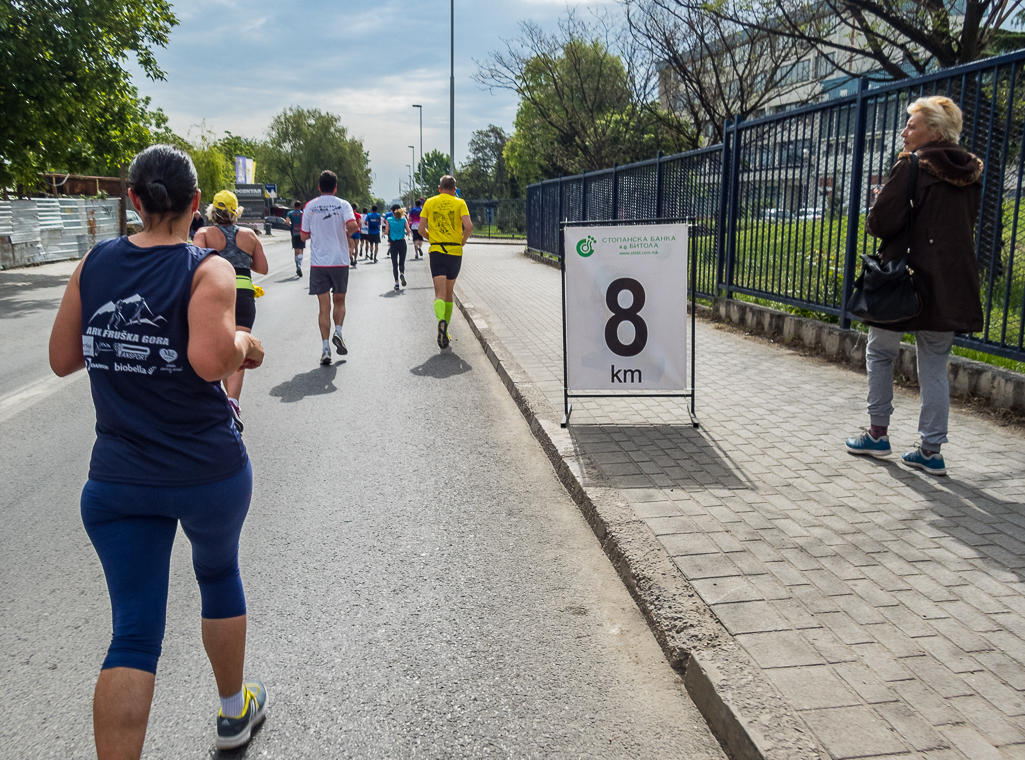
[576,235,597,257]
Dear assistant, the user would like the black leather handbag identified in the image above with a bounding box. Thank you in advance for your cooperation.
[848,154,922,324]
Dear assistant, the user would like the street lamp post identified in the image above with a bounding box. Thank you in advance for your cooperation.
[406,165,413,203]
[449,0,455,177]
[412,104,423,193]
[408,146,416,199]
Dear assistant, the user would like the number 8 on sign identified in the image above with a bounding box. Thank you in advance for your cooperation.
[605,278,647,357]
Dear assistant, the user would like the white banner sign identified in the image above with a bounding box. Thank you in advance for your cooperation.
[564,224,688,392]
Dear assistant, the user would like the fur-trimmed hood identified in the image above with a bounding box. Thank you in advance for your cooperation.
[898,141,983,187]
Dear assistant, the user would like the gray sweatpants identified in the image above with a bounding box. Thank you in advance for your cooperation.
[866,327,954,450]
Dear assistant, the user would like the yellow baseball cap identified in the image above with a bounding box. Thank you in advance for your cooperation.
[212,190,240,216]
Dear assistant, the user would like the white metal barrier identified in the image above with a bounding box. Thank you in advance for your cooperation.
[0,198,120,268]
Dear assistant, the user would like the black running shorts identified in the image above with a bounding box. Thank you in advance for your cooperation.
[235,289,256,330]
[309,266,349,295]
[412,230,424,242]
[291,234,305,250]
[366,233,381,244]
[429,251,462,280]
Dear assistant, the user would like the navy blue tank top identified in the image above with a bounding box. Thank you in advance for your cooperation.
[79,236,248,486]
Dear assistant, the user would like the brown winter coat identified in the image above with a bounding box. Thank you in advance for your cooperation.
[865,140,984,334]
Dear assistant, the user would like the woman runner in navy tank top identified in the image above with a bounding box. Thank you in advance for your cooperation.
[49,145,269,757]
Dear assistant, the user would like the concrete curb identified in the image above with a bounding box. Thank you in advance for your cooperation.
[522,247,1025,413]
[454,285,827,760]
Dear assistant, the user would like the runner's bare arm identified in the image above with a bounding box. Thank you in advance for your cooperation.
[300,229,311,241]
[49,257,88,376]
[346,219,358,234]
[188,255,264,381]
[461,214,473,244]
[193,228,209,247]
[243,229,269,274]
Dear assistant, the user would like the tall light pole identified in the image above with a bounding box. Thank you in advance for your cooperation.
[412,104,423,193]
[408,146,416,199]
[406,165,412,202]
[449,0,455,177]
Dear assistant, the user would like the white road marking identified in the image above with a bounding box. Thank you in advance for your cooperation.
[0,371,87,424]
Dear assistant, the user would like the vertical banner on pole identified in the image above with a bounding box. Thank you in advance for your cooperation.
[564,224,689,392]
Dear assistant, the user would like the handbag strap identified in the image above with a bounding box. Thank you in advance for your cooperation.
[905,152,919,256]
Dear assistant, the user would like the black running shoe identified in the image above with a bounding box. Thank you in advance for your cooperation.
[437,319,449,349]
[296,265,302,277]
[332,333,348,355]
[400,273,406,286]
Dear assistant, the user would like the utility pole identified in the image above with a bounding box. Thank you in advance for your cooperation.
[412,104,423,193]
[449,0,455,177]
[408,146,416,198]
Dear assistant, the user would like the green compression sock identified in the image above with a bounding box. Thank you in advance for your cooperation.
[444,302,454,323]
[434,299,446,321]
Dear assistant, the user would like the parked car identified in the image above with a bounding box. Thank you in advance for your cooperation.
[762,208,795,221]
[125,209,143,234]
[796,207,823,221]
[264,214,290,231]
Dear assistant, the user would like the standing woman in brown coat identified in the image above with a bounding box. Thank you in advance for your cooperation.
[845,96,984,475]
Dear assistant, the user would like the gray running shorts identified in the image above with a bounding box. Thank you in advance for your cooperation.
[309,266,349,295]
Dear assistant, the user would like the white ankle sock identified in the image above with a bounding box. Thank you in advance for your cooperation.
[322,339,330,351]
[334,325,342,336]
[220,688,246,717]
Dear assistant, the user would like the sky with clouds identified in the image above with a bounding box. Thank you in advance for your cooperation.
[129,0,604,200]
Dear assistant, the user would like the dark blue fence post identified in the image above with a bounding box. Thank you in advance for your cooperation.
[840,77,870,330]
[724,117,744,300]
[611,162,619,220]
[581,170,588,221]
[716,119,733,293]
[557,175,564,260]
[655,150,664,219]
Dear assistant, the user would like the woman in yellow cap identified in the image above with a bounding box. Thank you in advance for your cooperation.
[194,191,268,431]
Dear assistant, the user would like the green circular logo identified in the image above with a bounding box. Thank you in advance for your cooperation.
[576,235,597,257]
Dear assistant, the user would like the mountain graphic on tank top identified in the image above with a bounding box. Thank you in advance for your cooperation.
[89,294,167,330]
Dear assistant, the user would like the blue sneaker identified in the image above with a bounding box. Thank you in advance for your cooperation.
[216,680,268,750]
[845,431,891,457]
[901,446,947,476]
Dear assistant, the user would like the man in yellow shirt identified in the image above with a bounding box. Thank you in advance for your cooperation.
[420,175,472,348]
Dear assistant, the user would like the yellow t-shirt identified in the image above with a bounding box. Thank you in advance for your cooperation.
[422,193,470,256]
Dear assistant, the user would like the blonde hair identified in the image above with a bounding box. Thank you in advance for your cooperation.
[907,96,962,143]
[394,207,406,219]
[205,203,240,226]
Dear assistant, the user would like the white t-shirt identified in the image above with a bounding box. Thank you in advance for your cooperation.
[301,195,355,267]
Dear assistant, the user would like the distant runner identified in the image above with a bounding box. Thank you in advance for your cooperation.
[349,205,361,269]
[300,171,358,365]
[385,207,410,291]
[287,200,304,277]
[408,197,424,259]
[365,204,382,263]
[359,209,369,260]
[420,176,472,349]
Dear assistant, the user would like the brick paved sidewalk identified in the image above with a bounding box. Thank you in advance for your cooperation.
[455,243,1025,760]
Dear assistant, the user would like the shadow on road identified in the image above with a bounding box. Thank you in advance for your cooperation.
[380,289,404,298]
[410,351,472,379]
[269,363,340,402]
[0,272,69,319]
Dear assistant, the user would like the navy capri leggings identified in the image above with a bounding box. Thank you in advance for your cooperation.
[81,461,253,674]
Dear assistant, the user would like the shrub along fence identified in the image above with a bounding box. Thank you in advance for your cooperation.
[526,48,1025,365]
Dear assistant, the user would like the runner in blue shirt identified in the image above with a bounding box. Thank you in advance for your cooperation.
[364,205,382,263]
[286,201,304,277]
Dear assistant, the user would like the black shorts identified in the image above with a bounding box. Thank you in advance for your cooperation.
[429,251,462,280]
[291,235,305,250]
[309,266,350,295]
[412,229,424,242]
[235,289,256,330]
[366,233,381,244]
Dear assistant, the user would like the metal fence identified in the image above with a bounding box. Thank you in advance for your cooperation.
[464,199,527,237]
[0,197,120,269]
[526,48,1025,364]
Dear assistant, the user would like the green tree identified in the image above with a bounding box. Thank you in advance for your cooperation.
[0,0,178,189]
[477,10,685,186]
[458,126,513,199]
[416,150,452,195]
[188,126,234,205]
[262,107,371,204]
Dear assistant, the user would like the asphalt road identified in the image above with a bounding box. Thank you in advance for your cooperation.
[0,234,726,759]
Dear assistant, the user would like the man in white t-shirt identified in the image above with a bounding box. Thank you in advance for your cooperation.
[300,170,358,365]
